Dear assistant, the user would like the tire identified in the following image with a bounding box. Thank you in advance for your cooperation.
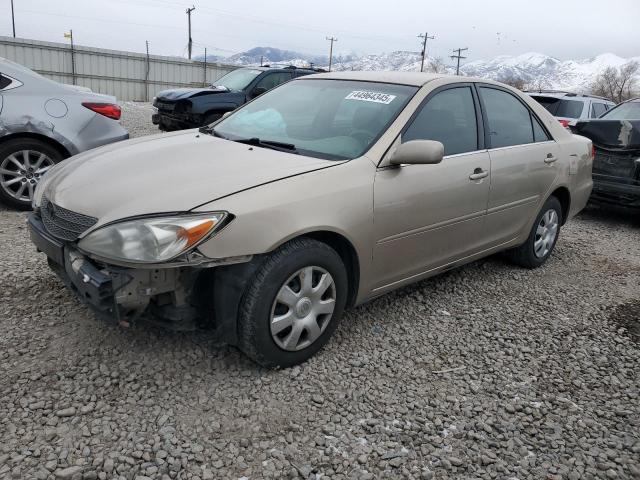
[0,138,64,210]
[238,238,348,368]
[202,113,222,126]
[507,196,563,269]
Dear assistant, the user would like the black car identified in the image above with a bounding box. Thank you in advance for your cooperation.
[573,98,640,208]
[152,65,323,131]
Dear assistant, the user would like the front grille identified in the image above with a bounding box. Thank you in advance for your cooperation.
[40,197,98,242]
[155,101,175,112]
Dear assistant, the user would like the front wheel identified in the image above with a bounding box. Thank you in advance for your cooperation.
[507,196,563,269]
[0,138,63,210]
[238,238,348,368]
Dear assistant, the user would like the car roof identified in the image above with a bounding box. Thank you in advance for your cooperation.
[297,70,509,87]
[239,65,323,73]
[526,90,613,102]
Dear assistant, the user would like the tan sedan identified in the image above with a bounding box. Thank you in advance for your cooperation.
[28,72,593,367]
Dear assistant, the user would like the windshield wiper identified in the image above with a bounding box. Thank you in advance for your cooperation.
[199,126,228,139]
[233,137,299,154]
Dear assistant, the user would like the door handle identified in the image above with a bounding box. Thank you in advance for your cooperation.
[469,168,488,181]
[544,153,558,164]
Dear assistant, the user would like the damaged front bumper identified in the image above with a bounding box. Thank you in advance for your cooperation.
[152,110,202,130]
[29,213,207,329]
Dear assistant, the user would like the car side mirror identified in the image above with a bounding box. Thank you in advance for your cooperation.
[251,86,267,97]
[389,140,444,165]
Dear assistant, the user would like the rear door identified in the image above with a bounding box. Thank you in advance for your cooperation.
[478,85,559,246]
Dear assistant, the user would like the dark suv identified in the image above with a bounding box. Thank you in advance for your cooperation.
[152,65,323,131]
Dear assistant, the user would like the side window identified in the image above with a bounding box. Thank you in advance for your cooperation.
[403,86,478,156]
[479,87,534,148]
[0,74,12,90]
[531,115,550,142]
[591,102,608,118]
[255,72,292,91]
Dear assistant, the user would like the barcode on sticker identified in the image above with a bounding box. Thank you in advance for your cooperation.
[345,91,396,104]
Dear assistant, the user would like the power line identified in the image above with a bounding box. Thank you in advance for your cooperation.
[326,36,337,72]
[451,47,468,75]
[418,32,434,72]
[186,6,195,60]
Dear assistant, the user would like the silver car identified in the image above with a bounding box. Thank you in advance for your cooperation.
[0,57,129,209]
[527,90,615,128]
[28,72,593,367]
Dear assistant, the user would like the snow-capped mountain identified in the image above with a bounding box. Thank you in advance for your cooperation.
[212,47,639,93]
[459,52,640,91]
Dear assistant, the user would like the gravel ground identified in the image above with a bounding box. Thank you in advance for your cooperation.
[0,103,639,480]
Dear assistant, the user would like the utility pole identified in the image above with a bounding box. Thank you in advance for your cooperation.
[10,0,16,37]
[203,48,207,86]
[326,36,337,72]
[418,32,434,72]
[64,30,76,85]
[451,47,468,75]
[186,6,195,60]
[145,40,150,101]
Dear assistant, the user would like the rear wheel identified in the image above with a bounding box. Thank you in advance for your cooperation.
[238,238,348,368]
[507,196,562,268]
[0,138,63,210]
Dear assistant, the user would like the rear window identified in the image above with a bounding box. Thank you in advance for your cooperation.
[531,96,585,119]
[600,101,640,120]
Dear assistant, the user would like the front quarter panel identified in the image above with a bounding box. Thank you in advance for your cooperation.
[193,157,376,302]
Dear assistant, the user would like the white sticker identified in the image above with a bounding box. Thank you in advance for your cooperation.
[345,90,396,104]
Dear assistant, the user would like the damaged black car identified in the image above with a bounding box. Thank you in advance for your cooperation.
[573,98,640,208]
[152,65,323,131]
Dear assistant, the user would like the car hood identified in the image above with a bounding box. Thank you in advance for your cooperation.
[156,85,231,101]
[43,130,339,229]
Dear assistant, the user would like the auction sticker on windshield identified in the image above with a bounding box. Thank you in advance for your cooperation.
[345,91,396,104]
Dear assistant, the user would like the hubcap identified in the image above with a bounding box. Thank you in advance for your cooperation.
[0,150,54,203]
[534,209,559,258]
[270,266,336,352]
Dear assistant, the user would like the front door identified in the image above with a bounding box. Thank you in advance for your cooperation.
[373,85,491,290]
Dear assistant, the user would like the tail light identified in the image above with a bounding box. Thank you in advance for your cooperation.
[558,119,570,128]
[591,144,596,159]
[82,102,121,120]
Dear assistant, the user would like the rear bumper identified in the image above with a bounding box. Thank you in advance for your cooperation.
[591,176,640,208]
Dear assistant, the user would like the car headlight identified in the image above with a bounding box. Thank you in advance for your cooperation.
[78,213,227,263]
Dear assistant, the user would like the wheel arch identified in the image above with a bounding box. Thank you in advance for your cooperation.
[549,186,571,225]
[299,230,360,309]
[0,132,72,159]
[200,228,361,347]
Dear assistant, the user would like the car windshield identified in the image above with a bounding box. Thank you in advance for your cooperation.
[600,101,640,120]
[214,69,262,91]
[212,79,418,160]
[531,96,585,119]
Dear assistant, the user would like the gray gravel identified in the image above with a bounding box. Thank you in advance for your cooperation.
[1,103,639,480]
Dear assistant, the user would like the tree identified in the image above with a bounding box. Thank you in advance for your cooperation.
[426,57,446,74]
[498,73,527,90]
[590,61,639,103]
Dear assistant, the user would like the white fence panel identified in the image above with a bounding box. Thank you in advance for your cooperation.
[0,36,238,101]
